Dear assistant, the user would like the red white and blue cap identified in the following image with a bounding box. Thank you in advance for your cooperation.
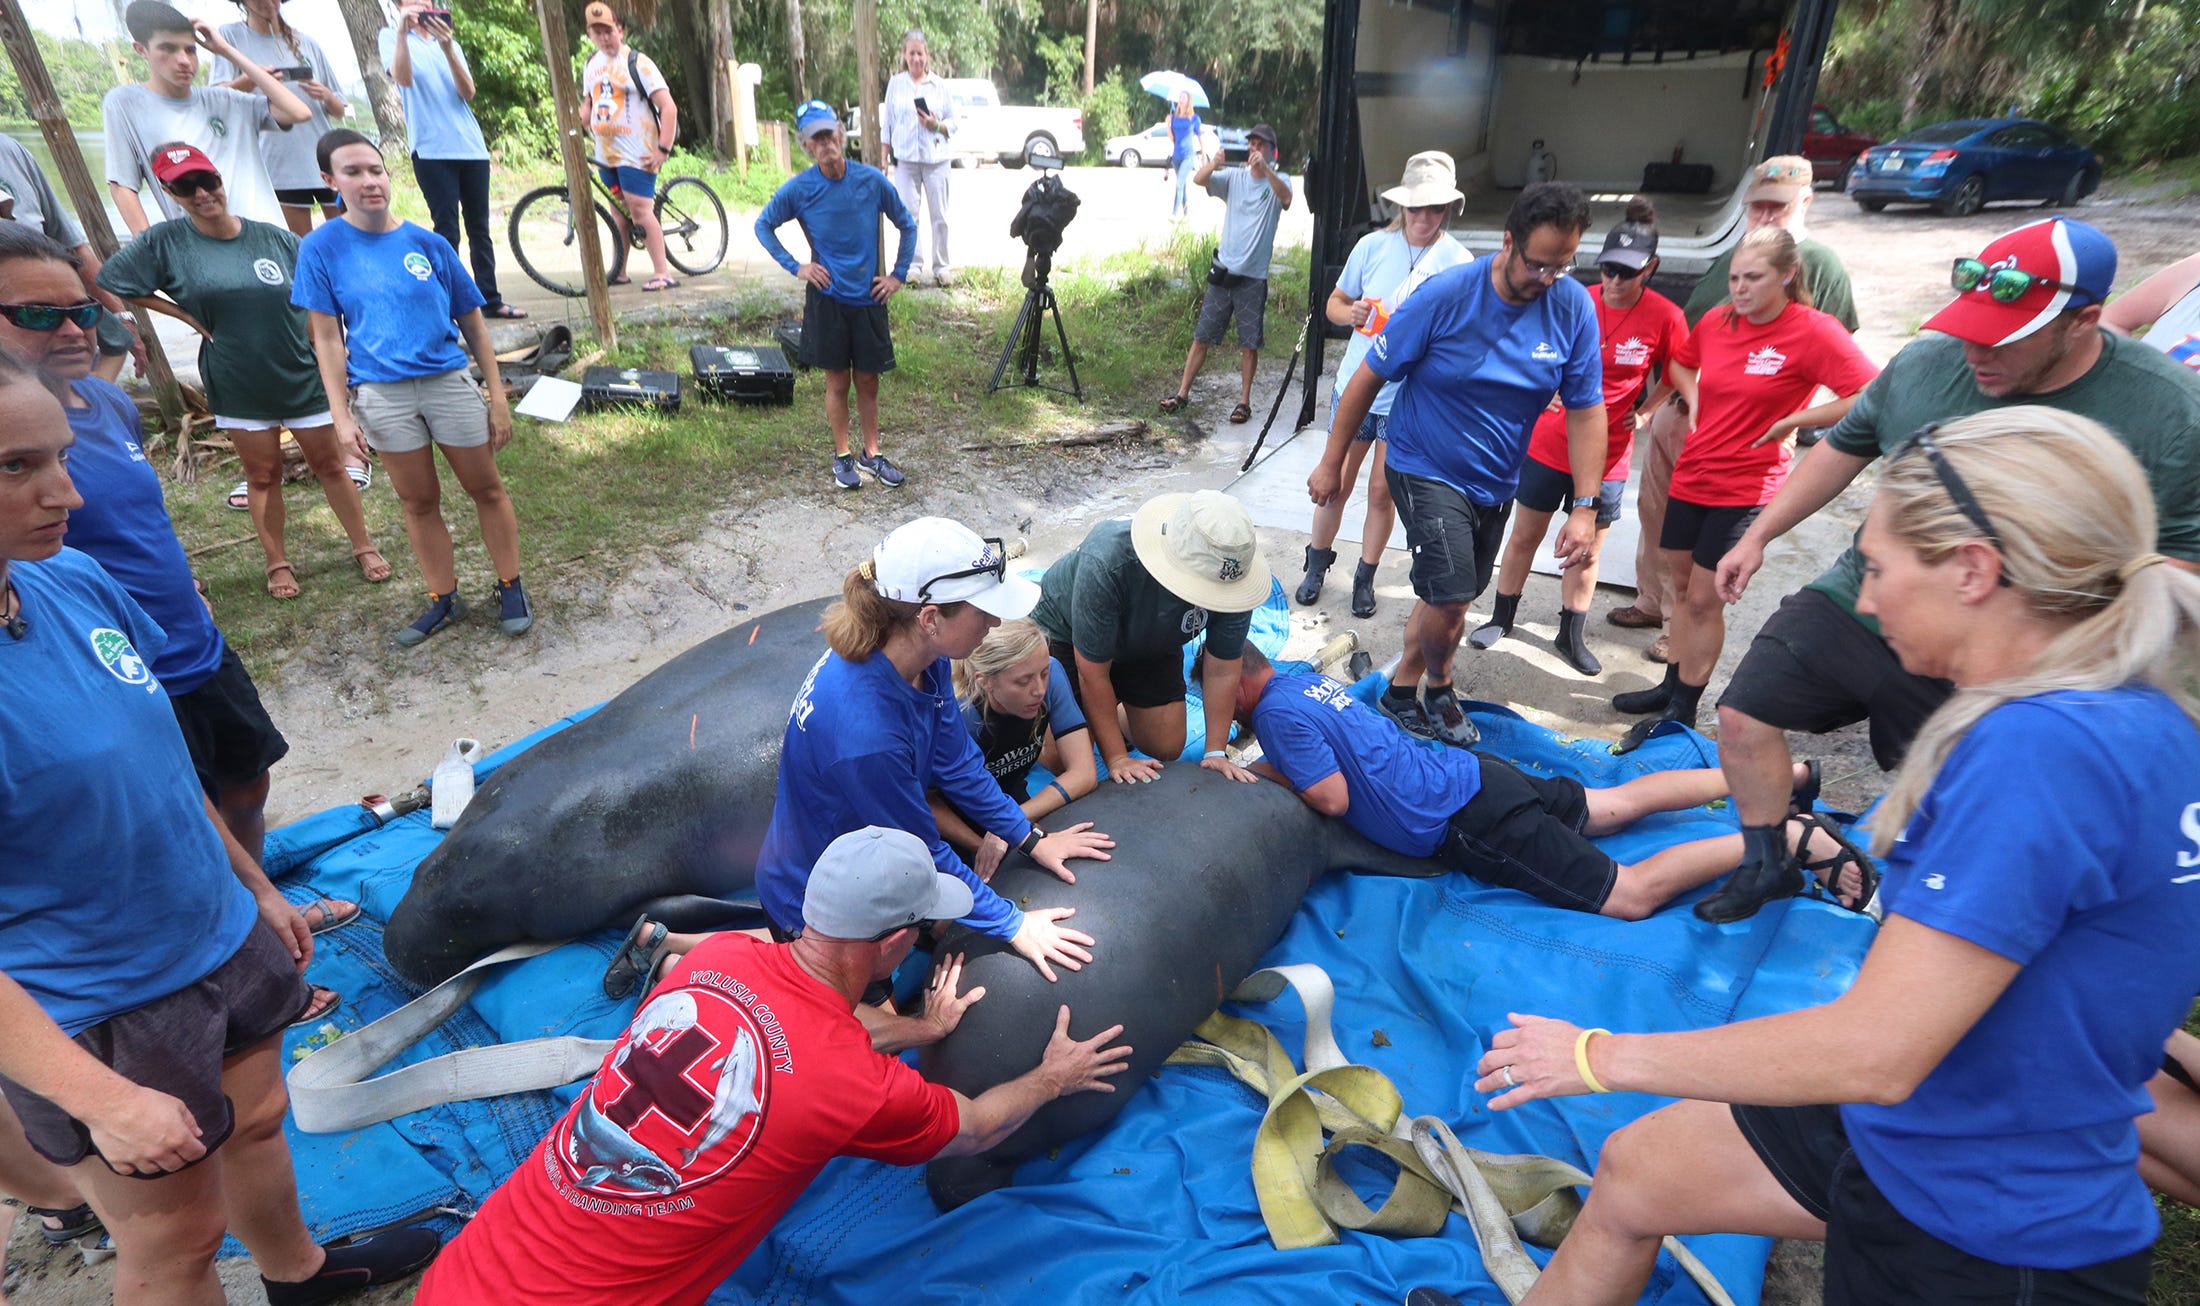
[1924,217,2118,348]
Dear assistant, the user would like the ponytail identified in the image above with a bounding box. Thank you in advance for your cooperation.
[819,560,973,661]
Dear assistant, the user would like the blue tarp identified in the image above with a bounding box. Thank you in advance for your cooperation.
[253,584,1875,1303]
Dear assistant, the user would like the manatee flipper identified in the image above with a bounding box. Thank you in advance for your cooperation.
[637,894,774,933]
[926,1152,1017,1211]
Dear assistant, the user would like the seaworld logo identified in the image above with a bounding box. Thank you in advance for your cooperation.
[789,651,828,730]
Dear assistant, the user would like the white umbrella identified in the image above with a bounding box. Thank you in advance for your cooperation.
[1140,70,1210,109]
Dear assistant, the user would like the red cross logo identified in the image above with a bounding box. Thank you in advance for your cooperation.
[601,1026,717,1133]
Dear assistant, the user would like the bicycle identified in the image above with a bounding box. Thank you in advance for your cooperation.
[507,162,729,297]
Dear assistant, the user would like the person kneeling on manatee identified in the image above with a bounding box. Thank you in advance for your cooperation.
[1222,644,1871,919]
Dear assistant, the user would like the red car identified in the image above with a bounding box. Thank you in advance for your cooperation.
[1806,104,1878,190]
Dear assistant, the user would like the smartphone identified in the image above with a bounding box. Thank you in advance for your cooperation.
[420,8,454,25]
[913,96,930,115]
[271,65,315,81]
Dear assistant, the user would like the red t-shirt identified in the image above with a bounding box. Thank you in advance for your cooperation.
[416,935,961,1306]
[1668,302,1878,506]
[1525,287,1688,481]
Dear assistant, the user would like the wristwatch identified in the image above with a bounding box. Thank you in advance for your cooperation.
[1569,495,1600,511]
[1017,827,1045,857]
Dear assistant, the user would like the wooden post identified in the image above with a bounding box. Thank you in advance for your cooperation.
[533,0,617,349]
[1083,0,1097,97]
[0,0,188,432]
[852,0,882,170]
[707,0,735,161]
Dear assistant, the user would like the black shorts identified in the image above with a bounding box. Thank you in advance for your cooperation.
[1659,497,1763,572]
[1516,455,1625,527]
[1718,587,1953,770]
[275,186,339,208]
[1385,468,1511,607]
[799,283,896,374]
[95,308,134,357]
[0,921,310,1171]
[1733,1102,2152,1305]
[1439,755,1616,913]
[170,647,290,795]
[1047,638,1186,711]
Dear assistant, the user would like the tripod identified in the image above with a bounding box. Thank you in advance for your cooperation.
[986,249,1082,400]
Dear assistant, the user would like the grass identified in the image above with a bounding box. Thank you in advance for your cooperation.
[165,232,1308,681]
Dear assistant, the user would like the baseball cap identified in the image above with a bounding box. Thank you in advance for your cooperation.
[1247,123,1279,151]
[1597,219,1658,270]
[149,143,218,185]
[802,827,974,940]
[871,516,1039,618]
[582,1,618,27]
[1923,217,2117,348]
[795,100,842,139]
[1128,490,1272,613]
[1742,155,1812,207]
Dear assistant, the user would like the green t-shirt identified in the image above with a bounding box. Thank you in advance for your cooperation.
[1805,331,2200,627]
[96,217,325,421]
[1684,237,1859,332]
[1030,519,1253,665]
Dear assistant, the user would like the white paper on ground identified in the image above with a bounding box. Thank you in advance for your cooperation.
[514,376,584,422]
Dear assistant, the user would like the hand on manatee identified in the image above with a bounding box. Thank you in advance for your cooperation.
[918,954,985,1042]
[1107,755,1165,784]
[1039,1005,1132,1097]
[1031,822,1114,883]
[974,832,1010,882]
[1011,907,1095,983]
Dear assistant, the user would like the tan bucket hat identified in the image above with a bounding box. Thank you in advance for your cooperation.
[1380,151,1464,209]
[1129,491,1272,613]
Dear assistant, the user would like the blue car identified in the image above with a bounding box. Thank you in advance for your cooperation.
[1847,117,2099,216]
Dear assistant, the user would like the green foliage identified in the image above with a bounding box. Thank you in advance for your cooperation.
[0,31,118,127]
[1076,68,1139,165]
[444,0,559,162]
[1033,32,1083,107]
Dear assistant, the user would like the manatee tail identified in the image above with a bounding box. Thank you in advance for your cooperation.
[1328,822,1445,880]
[639,894,775,933]
[926,1154,1017,1211]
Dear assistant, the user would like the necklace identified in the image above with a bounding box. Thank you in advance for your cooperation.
[1599,291,1645,351]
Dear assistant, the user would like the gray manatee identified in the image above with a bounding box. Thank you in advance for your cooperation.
[916,763,1438,1209]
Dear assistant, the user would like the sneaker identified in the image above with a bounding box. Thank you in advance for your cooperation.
[1376,689,1438,741]
[395,591,465,647]
[494,576,533,637]
[859,452,905,487]
[262,1226,442,1306]
[832,453,861,490]
[1421,685,1481,748]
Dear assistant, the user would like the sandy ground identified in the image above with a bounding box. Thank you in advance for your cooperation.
[9,176,2195,1303]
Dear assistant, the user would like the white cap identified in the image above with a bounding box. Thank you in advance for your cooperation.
[1128,491,1272,613]
[872,517,1039,618]
[801,826,975,939]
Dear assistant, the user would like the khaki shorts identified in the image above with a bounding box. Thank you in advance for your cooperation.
[352,369,489,454]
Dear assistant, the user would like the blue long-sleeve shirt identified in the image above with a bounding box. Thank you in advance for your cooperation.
[756,649,1032,939]
[753,161,917,306]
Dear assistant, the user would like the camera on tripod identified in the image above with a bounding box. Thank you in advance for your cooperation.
[1009,154,1080,287]
[989,150,1083,399]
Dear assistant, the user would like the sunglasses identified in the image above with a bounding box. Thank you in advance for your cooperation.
[1949,257,2086,306]
[163,171,223,196]
[917,536,1007,604]
[868,919,936,942]
[1404,204,1449,216]
[1897,424,2012,584]
[1598,263,1645,281]
[0,301,102,332]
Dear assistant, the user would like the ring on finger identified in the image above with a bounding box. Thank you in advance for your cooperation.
[1500,1064,1517,1088]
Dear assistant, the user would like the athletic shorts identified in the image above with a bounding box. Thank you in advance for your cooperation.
[1385,467,1511,607]
[1659,497,1763,571]
[213,410,334,432]
[1718,587,1953,770]
[1047,637,1186,711]
[1330,394,1387,443]
[1194,276,1268,350]
[0,921,310,1171]
[95,308,134,357]
[595,164,658,200]
[171,646,290,794]
[275,186,339,208]
[800,284,895,374]
[1732,1102,2152,1305]
[351,369,489,454]
[1439,755,1615,913]
[1516,455,1624,526]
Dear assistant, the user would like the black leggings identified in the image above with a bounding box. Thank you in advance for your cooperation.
[412,155,503,307]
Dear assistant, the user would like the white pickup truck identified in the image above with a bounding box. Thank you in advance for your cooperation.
[941,77,1084,168]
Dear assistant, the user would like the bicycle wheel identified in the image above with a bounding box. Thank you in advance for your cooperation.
[654,176,729,277]
[507,185,629,297]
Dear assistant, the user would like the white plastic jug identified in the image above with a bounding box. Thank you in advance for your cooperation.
[430,738,485,830]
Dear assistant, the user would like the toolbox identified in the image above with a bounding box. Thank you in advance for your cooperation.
[773,318,809,371]
[689,343,797,405]
[579,365,682,413]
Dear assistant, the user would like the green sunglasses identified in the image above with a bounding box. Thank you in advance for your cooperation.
[1949,258,2089,306]
[0,301,103,332]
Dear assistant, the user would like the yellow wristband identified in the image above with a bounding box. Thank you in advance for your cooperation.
[1574,1027,1613,1095]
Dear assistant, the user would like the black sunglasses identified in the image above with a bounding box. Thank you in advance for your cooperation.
[868,919,936,942]
[0,301,102,332]
[917,536,1007,604]
[163,171,223,196]
[1897,424,2012,584]
[1598,263,1645,280]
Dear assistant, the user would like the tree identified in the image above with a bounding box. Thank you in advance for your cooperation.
[334,0,406,146]
[786,0,808,100]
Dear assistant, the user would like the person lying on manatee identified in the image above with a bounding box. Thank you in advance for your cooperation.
[1221,644,1871,920]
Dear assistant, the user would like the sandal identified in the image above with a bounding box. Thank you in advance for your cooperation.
[290,984,341,1027]
[1647,633,1671,664]
[346,462,373,491]
[353,547,393,584]
[602,915,669,1000]
[301,898,360,935]
[1793,810,1879,912]
[226,480,251,511]
[1158,393,1189,414]
[25,1202,104,1247]
[1228,401,1253,424]
[642,275,679,292]
[484,302,529,319]
[265,562,300,601]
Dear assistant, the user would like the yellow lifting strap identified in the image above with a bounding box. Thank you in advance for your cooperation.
[1164,964,1735,1306]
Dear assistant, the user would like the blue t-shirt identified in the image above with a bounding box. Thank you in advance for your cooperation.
[1843,688,2200,1268]
[64,378,224,696]
[1369,256,1603,506]
[1249,673,1479,857]
[959,657,1089,800]
[0,550,257,1035]
[756,649,1034,939]
[292,219,484,385]
[754,163,917,306]
[377,29,490,160]
[1169,113,1200,164]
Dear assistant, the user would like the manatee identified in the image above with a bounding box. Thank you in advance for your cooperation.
[916,763,1438,1210]
[385,597,839,986]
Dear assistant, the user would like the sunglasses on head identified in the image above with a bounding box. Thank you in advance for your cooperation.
[1896,423,2012,584]
[163,171,223,196]
[917,536,1007,604]
[1599,262,1645,281]
[0,301,103,332]
[1949,257,2086,306]
[868,919,935,942]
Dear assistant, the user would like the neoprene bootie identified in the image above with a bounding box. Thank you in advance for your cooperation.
[1612,662,1677,715]
[1351,560,1378,617]
[1295,545,1337,605]
[1468,592,1520,650]
[1612,675,1705,754]
[1555,608,1600,675]
[1694,823,1805,923]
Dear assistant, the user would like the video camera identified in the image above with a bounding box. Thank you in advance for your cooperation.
[1009,169,1080,284]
